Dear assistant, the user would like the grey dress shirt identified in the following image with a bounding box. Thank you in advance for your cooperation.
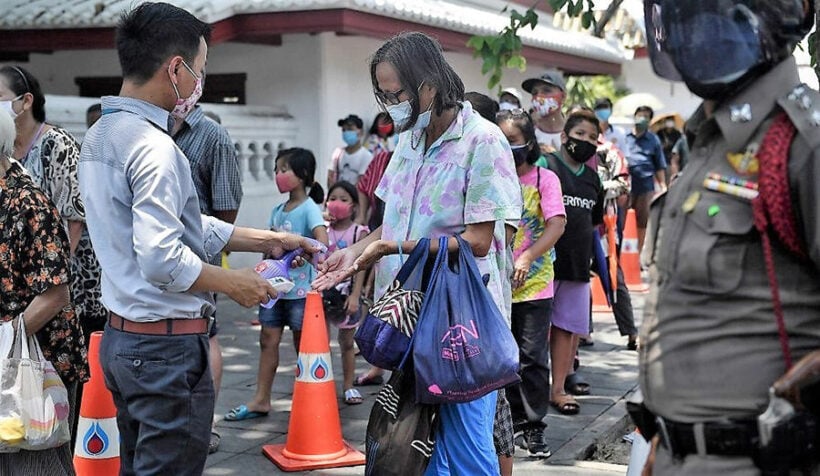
[79,96,234,322]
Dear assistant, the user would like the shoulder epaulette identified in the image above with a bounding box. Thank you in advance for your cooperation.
[777,84,820,150]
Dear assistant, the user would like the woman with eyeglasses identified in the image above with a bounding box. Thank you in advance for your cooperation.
[0,66,105,342]
[496,108,566,457]
[315,32,522,474]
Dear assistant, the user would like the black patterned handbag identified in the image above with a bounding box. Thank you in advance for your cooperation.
[354,238,429,370]
[365,357,437,476]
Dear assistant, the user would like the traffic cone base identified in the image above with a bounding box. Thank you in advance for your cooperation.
[591,274,612,314]
[263,292,365,472]
[262,441,365,472]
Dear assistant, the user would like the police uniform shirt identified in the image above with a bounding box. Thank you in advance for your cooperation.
[640,57,820,424]
[546,153,604,282]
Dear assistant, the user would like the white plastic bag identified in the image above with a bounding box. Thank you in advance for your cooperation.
[625,429,652,476]
[0,317,70,452]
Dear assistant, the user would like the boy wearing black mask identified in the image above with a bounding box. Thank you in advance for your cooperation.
[542,110,604,416]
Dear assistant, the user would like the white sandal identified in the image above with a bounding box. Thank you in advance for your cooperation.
[344,388,363,405]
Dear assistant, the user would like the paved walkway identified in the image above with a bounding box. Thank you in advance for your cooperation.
[205,292,644,475]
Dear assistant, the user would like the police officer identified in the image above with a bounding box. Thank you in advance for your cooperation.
[638,1,820,474]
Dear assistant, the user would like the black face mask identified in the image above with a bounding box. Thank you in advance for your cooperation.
[511,145,530,166]
[564,137,597,163]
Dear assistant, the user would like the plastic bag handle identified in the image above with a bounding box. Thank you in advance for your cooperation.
[454,234,484,283]
[15,316,30,360]
[398,236,449,370]
[394,237,431,285]
[13,316,46,363]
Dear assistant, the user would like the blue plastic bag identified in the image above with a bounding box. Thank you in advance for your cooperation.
[414,236,520,404]
[354,238,431,370]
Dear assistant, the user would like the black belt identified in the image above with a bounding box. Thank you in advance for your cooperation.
[657,417,759,457]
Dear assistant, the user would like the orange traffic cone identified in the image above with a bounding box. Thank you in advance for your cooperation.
[591,274,611,313]
[262,292,365,471]
[74,331,120,475]
[621,209,648,293]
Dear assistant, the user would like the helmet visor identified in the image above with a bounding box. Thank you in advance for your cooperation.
[644,0,764,85]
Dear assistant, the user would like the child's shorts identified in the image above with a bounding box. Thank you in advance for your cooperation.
[258,298,306,330]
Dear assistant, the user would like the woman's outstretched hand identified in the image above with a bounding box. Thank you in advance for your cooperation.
[313,248,358,291]
[313,240,388,291]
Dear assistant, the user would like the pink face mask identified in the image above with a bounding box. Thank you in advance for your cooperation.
[170,60,203,120]
[327,200,353,221]
[275,170,300,193]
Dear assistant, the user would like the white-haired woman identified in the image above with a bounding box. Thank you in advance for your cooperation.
[0,97,88,475]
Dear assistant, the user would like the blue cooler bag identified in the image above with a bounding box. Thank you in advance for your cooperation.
[354,238,430,370]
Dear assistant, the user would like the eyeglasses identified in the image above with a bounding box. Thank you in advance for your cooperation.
[375,88,405,106]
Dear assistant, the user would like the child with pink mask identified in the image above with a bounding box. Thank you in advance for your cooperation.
[225,147,328,422]
[322,181,370,404]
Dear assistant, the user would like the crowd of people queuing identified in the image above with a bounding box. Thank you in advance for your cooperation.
[4,1,818,475]
[0,2,670,472]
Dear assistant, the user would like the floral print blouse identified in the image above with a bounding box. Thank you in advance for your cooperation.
[375,101,523,320]
[0,162,88,383]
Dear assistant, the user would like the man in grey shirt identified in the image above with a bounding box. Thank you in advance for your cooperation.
[78,3,318,474]
[172,104,242,454]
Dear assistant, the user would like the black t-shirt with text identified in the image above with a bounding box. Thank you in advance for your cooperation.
[545,153,604,281]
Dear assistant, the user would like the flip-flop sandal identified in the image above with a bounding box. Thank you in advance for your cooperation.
[344,388,364,405]
[353,373,384,387]
[208,431,221,454]
[224,404,269,421]
[565,373,590,396]
[550,395,580,415]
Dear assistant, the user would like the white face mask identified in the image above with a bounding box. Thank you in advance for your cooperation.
[0,96,22,119]
[498,101,518,111]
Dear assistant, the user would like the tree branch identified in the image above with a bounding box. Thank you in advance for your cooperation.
[593,0,624,38]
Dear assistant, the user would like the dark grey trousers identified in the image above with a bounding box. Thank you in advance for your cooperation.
[100,325,213,476]
[507,299,552,431]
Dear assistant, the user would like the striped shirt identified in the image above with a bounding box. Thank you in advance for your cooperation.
[174,106,243,216]
[356,149,392,206]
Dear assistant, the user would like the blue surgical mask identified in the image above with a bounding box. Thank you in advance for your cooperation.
[595,108,612,122]
[414,100,433,131]
[386,82,434,132]
[386,101,412,130]
[342,130,359,146]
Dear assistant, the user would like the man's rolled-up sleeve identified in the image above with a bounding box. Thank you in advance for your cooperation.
[201,215,235,263]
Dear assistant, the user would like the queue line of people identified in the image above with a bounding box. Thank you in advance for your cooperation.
[2,1,818,475]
